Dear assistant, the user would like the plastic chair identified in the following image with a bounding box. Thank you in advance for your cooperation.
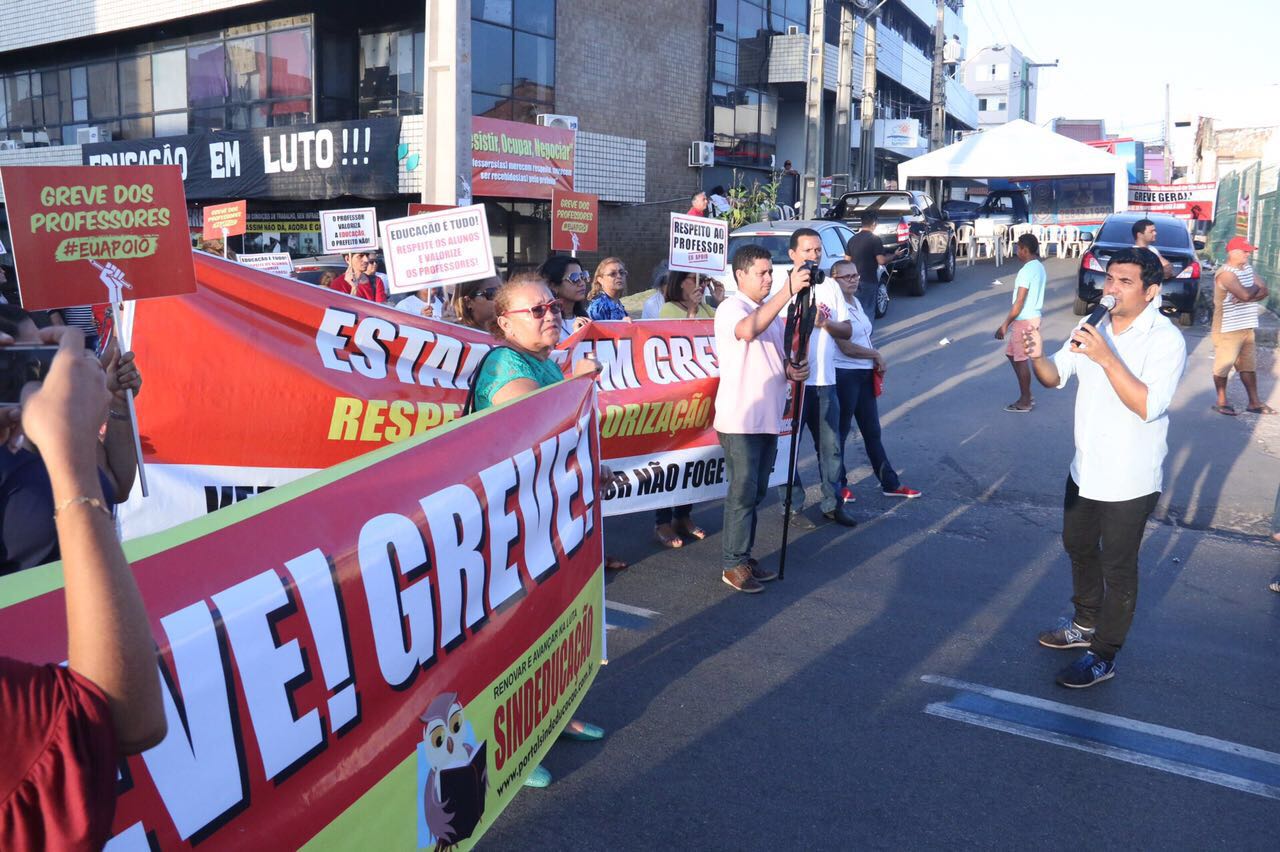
[973,218,997,262]
[956,223,975,261]
[1041,224,1062,258]
[1059,225,1081,258]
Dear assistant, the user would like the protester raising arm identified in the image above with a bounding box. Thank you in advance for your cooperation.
[735,263,812,342]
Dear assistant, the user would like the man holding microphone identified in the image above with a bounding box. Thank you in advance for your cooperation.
[1022,248,1186,687]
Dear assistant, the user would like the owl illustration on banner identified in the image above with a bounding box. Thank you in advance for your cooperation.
[419,691,488,850]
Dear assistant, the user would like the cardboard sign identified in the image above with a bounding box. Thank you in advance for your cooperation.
[235,252,295,276]
[551,191,599,253]
[0,164,197,310]
[1128,182,1216,221]
[378,204,495,293]
[320,207,379,253]
[668,212,728,274]
[202,200,247,240]
[471,117,574,200]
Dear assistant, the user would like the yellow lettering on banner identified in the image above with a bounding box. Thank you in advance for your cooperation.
[327,397,465,443]
[329,397,363,440]
[359,401,389,442]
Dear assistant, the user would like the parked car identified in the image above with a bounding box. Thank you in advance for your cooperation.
[824,190,955,297]
[942,199,981,219]
[944,189,1031,228]
[718,219,890,318]
[295,255,393,296]
[1076,212,1201,327]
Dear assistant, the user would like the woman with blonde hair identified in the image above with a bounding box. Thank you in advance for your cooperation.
[586,257,631,321]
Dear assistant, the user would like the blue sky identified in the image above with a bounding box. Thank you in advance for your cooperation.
[962,0,1279,139]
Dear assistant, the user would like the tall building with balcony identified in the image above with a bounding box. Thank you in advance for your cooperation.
[962,43,1040,130]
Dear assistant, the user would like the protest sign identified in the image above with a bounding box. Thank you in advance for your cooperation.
[668,212,728,275]
[115,255,792,537]
[408,202,453,216]
[471,117,574,200]
[378,204,495,293]
[0,377,604,851]
[1128,182,1216,221]
[0,164,196,310]
[320,207,379,253]
[551,190,599,253]
[202,200,247,240]
[235,252,295,276]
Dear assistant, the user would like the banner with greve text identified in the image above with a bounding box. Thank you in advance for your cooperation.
[0,378,604,850]
[118,255,789,538]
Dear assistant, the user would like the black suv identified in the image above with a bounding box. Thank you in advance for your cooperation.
[1076,212,1201,327]
[825,190,956,297]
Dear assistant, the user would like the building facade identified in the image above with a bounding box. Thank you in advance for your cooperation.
[962,43,1038,131]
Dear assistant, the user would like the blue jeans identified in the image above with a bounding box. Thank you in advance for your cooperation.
[803,384,844,513]
[835,368,899,492]
[718,432,778,571]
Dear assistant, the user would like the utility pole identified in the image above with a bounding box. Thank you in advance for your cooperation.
[1163,82,1172,182]
[857,7,878,190]
[422,0,472,205]
[928,0,946,201]
[801,0,827,218]
[832,2,856,197]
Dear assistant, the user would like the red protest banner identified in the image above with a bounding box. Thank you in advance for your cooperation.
[1127,182,1216,221]
[202,199,247,240]
[0,378,604,850]
[471,117,574,200]
[0,164,197,310]
[551,190,599,253]
[407,202,452,216]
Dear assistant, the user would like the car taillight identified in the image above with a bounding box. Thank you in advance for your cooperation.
[897,219,910,242]
[1177,260,1201,279]
[1082,251,1105,273]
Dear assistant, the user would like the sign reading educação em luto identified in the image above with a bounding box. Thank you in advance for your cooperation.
[320,207,379,253]
[668,212,728,274]
[379,204,495,293]
[0,164,197,310]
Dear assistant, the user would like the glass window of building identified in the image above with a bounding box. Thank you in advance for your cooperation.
[470,0,556,124]
[358,28,423,118]
[710,0,784,169]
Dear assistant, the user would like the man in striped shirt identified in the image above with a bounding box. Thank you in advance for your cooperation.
[1212,237,1273,415]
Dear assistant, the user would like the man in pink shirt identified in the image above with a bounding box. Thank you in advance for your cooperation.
[714,244,811,593]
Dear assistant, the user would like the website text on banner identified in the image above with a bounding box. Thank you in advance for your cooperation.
[379,204,496,294]
[471,117,574,200]
[669,212,728,275]
[551,191,599,253]
[1128,182,1217,221]
[201,200,247,241]
[0,164,197,310]
[234,252,295,276]
[320,207,379,254]
[0,378,604,851]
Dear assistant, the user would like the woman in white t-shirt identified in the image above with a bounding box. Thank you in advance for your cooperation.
[830,261,920,500]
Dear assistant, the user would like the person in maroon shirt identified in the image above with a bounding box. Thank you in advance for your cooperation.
[0,327,167,850]
[328,251,388,303]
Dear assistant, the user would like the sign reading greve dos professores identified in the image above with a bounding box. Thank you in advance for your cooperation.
[551,190,599,253]
[668,212,728,275]
[320,207,379,253]
[472,116,574,201]
[379,204,495,293]
[0,164,196,310]
[201,199,247,240]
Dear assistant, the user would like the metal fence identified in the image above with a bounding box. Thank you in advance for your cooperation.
[1207,162,1280,314]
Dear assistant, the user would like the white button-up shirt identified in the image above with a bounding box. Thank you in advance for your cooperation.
[1051,300,1187,502]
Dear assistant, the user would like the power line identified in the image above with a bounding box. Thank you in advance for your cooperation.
[1000,0,1042,57]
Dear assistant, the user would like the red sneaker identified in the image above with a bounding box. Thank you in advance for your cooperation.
[882,485,922,499]
[838,485,855,502]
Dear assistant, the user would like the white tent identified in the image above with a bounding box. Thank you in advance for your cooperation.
[896,119,1128,213]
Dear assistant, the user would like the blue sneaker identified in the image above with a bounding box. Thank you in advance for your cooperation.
[523,764,552,788]
[1055,651,1115,688]
[1037,617,1095,650]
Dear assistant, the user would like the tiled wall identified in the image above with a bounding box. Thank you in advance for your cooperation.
[0,0,269,53]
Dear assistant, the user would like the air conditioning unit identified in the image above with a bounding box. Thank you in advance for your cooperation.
[0,140,20,151]
[536,113,580,131]
[689,141,715,168]
[786,25,800,35]
[75,127,110,144]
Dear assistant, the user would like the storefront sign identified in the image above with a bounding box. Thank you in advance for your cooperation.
[81,118,403,201]
[201,200,247,240]
[379,204,495,293]
[320,207,379,253]
[1128,181,1216,221]
[551,191,598,252]
[0,164,196,309]
[235,252,295,276]
[668,212,728,274]
[471,117,574,200]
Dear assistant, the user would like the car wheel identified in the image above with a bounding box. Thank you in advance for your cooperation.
[907,248,928,297]
[875,281,889,318]
[936,242,956,282]
[1178,310,1194,328]
[1073,295,1090,316]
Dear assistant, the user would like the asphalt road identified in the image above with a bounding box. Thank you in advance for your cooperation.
[482,257,1278,849]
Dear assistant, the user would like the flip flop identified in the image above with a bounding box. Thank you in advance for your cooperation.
[1246,405,1277,415]
[561,720,605,741]
[1212,404,1238,416]
[1270,578,1280,593]
[1003,403,1032,413]
[674,520,707,541]
[605,555,628,571]
[654,525,684,548]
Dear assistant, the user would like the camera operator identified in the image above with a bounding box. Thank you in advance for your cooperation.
[0,326,166,849]
[713,245,811,594]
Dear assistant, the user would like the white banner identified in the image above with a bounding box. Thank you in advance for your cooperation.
[669,213,728,275]
[379,204,496,293]
[234,252,295,276]
[320,207,379,254]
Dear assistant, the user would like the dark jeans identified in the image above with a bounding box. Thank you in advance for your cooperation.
[1062,476,1159,661]
[654,505,692,525]
[835,367,899,492]
[718,432,778,571]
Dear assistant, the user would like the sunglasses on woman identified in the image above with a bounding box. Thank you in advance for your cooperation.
[470,287,499,300]
[503,301,564,319]
[566,271,590,283]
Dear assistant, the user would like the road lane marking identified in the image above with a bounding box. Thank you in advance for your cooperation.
[604,600,660,633]
[922,675,1280,800]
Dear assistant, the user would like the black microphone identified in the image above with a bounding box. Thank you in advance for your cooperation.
[1072,294,1116,347]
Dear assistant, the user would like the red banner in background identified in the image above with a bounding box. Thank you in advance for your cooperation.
[471,117,574,200]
